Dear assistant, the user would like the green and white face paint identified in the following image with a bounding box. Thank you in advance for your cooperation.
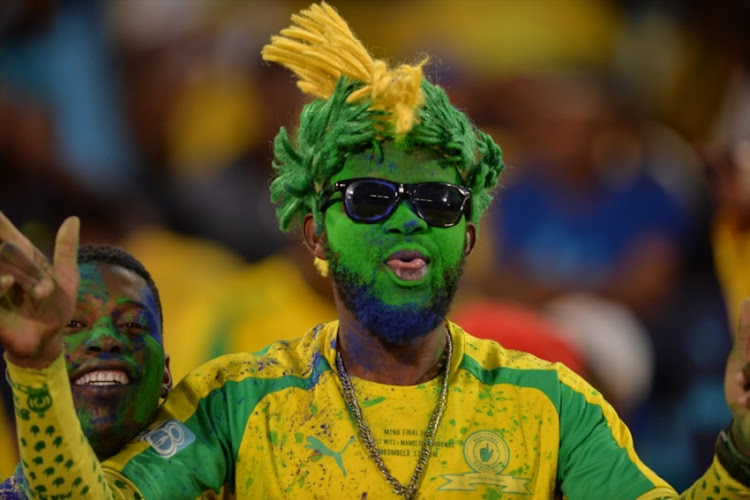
[322,141,470,344]
[63,262,166,459]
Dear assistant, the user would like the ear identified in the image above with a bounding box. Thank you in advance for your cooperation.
[303,213,326,260]
[161,354,173,399]
[464,222,477,257]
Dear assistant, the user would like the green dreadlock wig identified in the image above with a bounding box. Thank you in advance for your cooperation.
[262,2,505,235]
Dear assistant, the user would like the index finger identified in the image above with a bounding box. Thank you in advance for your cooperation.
[51,216,79,298]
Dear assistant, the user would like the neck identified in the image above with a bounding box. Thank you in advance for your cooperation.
[89,436,119,461]
[336,306,448,386]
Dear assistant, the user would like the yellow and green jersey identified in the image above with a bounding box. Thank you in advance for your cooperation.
[8,321,749,498]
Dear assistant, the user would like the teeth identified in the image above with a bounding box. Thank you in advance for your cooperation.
[74,370,130,386]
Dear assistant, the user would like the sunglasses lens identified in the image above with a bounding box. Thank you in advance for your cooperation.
[412,184,465,226]
[346,180,397,221]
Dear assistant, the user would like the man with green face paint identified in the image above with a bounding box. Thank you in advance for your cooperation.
[3,2,750,499]
[0,243,171,498]
[319,143,471,347]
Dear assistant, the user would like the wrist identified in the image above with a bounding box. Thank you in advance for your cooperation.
[730,420,750,457]
[5,340,63,370]
[716,423,750,486]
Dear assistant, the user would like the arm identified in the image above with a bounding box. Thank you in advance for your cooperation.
[7,342,233,499]
[1,213,233,498]
[6,353,137,499]
[0,212,132,498]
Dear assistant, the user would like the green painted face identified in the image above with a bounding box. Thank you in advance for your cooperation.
[63,262,166,459]
[322,141,469,321]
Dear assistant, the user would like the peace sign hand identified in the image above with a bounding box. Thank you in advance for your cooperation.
[0,212,79,369]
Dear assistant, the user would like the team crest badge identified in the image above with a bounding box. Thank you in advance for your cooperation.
[439,430,531,493]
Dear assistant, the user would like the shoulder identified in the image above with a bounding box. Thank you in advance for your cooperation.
[457,327,617,429]
[157,323,335,420]
[457,325,596,398]
[175,322,333,389]
[461,327,566,373]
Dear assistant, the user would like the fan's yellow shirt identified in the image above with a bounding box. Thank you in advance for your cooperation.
[7,321,750,499]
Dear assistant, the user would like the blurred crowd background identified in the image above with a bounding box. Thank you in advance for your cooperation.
[2,0,750,491]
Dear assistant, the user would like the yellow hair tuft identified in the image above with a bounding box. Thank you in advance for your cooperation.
[262,1,426,134]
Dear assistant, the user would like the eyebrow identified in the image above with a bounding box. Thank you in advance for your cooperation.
[114,298,153,312]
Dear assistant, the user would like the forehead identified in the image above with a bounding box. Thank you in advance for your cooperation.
[331,141,461,185]
[78,262,156,313]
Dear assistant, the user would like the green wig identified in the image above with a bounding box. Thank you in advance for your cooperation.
[262,2,504,233]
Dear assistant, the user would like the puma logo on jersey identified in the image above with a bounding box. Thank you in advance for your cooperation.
[305,435,355,476]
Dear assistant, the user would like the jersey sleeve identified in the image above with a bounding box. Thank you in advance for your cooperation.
[675,456,750,499]
[553,366,750,499]
[553,367,676,498]
[5,353,136,499]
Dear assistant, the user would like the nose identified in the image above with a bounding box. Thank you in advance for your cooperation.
[83,317,126,354]
[384,197,428,234]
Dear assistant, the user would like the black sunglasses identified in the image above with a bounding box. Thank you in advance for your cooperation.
[320,178,472,228]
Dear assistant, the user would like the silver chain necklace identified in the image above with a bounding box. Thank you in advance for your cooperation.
[335,330,452,500]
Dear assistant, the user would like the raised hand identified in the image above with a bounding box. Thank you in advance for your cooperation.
[0,212,79,368]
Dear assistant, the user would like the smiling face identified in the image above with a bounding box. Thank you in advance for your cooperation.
[313,141,475,344]
[64,262,167,459]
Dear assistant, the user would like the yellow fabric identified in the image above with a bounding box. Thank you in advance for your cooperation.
[673,455,750,499]
[114,321,655,497]
[84,323,676,497]
[6,325,749,498]
[5,353,124,499]
[712,210,750,330]
[0,396,17,478]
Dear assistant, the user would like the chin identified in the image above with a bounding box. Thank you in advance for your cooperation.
[326,243,464,343]
[338,286,451,345]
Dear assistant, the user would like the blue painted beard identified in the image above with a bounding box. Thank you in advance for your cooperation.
[324,240,465,345]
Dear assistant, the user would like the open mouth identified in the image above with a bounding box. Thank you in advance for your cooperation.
[385,250,429,281]
[72,370,131,387]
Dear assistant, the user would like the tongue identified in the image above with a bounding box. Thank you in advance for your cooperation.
[386,258,427,280]
[387,258,426,270]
